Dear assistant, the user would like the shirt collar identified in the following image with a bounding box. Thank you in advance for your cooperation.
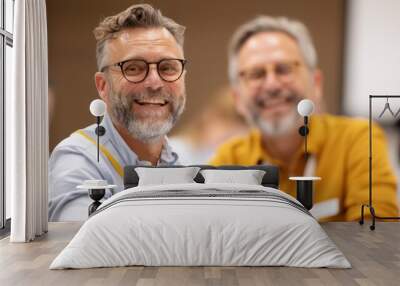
[159,137,179,165]
[101,112,179,166]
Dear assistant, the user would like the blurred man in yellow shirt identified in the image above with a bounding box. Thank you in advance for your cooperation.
[210,16,398,221]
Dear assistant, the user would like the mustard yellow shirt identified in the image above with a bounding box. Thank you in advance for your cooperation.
[210,114,398,221]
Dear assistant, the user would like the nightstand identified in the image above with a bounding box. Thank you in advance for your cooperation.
[289,176,321,210]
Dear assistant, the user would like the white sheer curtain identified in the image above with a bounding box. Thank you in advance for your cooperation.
[7,0,48,242]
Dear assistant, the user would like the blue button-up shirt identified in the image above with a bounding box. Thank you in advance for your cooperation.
[48,112,179,221]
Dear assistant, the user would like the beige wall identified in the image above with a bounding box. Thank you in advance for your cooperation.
[47,0,345,150]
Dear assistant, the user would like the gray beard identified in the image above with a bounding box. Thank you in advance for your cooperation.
[252,107,300,137]
[108,88,185,142]
[246,91,302,137]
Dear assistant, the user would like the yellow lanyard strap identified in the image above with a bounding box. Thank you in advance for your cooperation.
[75,129,124,178]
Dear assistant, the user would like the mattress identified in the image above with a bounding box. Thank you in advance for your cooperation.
[50,183,351,269]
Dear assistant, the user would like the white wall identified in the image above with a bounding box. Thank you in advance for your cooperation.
[344,0,400,202]
[344,0,400,122]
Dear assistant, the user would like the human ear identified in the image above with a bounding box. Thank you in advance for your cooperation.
[312,69,323,101]
[94,72,109,102]
[311,69,325,112]
[232,87,248,118]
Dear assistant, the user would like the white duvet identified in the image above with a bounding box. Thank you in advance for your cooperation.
[50,183,351,269]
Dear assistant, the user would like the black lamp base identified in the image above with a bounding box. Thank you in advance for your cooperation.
[290,177,320,211]
[88,188,105,216]
[296,180,313,210]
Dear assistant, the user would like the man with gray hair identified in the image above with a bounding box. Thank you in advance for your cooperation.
[49,4,187,221]
[211,16,398,221]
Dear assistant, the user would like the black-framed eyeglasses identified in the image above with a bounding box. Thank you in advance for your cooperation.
[101,58,187,83]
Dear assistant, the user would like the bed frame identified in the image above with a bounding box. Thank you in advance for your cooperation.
[88,165,279,215]
[123,165,279,189]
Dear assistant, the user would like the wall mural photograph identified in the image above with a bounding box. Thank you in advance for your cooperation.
[2,1,400,285]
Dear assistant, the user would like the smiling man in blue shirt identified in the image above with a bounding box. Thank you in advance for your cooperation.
[49,4,186,221]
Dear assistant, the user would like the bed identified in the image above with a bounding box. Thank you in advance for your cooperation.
[50,165,350,269]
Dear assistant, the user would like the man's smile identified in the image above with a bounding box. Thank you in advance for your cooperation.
[132,98,171,116]
[134,98,169,107]
[255,96,297,115]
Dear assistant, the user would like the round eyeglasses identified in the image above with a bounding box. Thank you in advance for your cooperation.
[101,58,187,83]
[239,60,301,88]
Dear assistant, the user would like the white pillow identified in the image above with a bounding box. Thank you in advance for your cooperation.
[200,169,266,185]
[135,167,200,186]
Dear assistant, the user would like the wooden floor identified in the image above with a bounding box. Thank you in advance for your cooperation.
[1,222,399,286]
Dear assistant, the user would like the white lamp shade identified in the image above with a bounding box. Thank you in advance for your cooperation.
[89,99,106,117]
[297,99,315,116]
